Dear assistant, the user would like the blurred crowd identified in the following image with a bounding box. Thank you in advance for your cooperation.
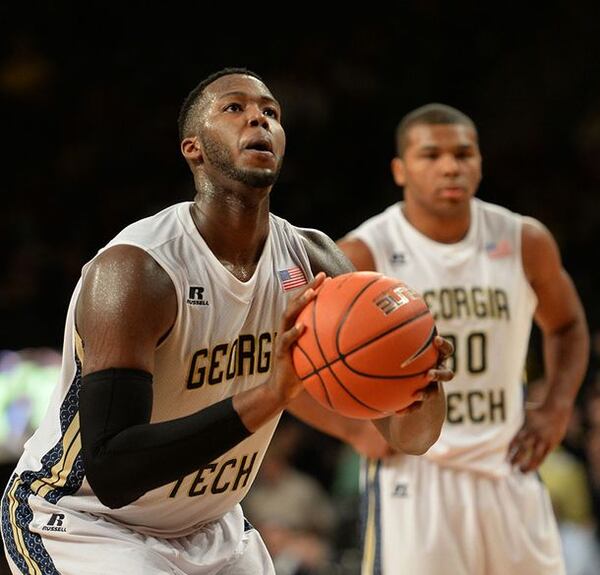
[3,5,600,574]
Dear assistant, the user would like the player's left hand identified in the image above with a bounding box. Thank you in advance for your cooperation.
[507,400,573,472]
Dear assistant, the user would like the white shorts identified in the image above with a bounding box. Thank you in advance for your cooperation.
[1,474,275,575]
[360,455,565,575]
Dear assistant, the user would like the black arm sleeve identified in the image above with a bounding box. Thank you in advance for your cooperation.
[79,368,252,509]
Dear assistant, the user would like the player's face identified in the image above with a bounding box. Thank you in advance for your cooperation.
[393,124,482,217]
[196,74,286,188]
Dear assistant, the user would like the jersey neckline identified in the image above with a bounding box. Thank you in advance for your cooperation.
[396,199,480,252]
[177,201,272,302]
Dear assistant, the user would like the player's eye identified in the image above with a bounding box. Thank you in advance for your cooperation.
[263,107,279,119]
[224,102,243,112]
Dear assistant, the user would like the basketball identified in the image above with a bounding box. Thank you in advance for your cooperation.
[292,271,438,419]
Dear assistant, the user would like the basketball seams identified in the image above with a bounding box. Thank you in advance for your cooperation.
[312,275,386,416]
[301,274,379,379]
[341,321,438,379]
[400,325,438,368]
[300,307,433,379]
[337,307,431,360]
[294,343,335,409]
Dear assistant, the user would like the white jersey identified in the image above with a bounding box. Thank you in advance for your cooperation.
[349,198,537,477]
[10,201,314,537]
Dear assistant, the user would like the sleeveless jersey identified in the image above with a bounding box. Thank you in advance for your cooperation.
[11,201,315,537]
[349,198,537,476]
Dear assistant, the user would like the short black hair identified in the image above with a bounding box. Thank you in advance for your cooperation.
[395,103,477,157]
[177,67,263,141]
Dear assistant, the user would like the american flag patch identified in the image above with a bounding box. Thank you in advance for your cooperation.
[485,239,513,258]
[278,266,308,291]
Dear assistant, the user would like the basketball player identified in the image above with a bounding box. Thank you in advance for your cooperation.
[336,103,590,574]
[0,70,452,575]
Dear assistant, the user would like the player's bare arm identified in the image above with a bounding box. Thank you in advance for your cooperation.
[508,217,589,471]
[336,236,376,271]
[75,244,325,508]
[76,244,178,375]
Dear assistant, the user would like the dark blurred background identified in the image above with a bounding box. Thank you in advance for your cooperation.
[2,3,600,350]
[2,3,600,573]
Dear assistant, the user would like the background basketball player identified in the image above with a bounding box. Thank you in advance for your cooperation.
[0,70,452,575]
[336,103,590,574]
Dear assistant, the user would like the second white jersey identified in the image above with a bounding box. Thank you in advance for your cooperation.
[349,199,537,476]
[11,201,315,537]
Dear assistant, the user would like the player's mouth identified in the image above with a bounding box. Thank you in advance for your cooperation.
[438,186,466,200]
[241,137,274,158]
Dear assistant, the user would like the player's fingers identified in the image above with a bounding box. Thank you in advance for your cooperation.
[427,367,454,382]
[277,321,306,355]
[521,439,550,472]
[280,272,326,330]
[281,287,316,330]
[309,271,327,291]
[508,433,535,467]
[433,335,454,360]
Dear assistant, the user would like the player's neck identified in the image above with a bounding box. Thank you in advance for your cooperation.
[401,202,471,244]
[190,197,270,268]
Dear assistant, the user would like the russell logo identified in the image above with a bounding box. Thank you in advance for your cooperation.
[42,513,67,532]
[187,286,209,306]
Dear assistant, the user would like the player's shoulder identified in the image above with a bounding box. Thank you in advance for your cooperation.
[82,202,187,285]
[475,198,523,221]
[477,199,553,241]
[285,221,354,277]
[109,201,189,250]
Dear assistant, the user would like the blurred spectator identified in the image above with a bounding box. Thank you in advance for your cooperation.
[244,415,338,575]
[540,445,600,575]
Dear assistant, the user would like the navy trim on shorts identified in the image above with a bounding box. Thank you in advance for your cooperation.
[360,458,383,575]
[0,354,86,574]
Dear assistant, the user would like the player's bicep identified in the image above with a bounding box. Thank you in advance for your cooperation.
[298,228,355,277]
[522,219,584,333]
[76,244,177,375]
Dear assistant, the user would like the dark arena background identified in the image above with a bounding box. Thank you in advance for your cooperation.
[1,3,600,574]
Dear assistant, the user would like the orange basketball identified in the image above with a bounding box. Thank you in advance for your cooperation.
[292,271,438,419]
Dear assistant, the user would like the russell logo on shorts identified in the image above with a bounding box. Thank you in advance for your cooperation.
[42,513,67,532]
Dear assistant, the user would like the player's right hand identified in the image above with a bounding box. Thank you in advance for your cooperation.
[271,272,326,405]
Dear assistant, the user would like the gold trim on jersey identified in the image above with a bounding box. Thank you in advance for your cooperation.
[361,458,379,575]
[29,413,81,498]
[6,477,42,575]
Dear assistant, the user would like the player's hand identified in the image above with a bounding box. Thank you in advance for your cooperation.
[397,336,453,414]
[428,335,454,383]
[507,400,573,472]
[272,272,326,405]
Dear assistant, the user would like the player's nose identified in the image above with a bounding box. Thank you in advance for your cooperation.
[247,104,269,130]
[439,153,460,174]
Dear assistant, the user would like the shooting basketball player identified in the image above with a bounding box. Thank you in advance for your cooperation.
[0,69,453,575]
[336,103,590,574]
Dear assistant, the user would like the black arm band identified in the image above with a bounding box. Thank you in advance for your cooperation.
[79,368,252,509]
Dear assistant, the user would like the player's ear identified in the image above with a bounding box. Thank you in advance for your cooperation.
[181,137,203,164]
[391,156,406,186]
